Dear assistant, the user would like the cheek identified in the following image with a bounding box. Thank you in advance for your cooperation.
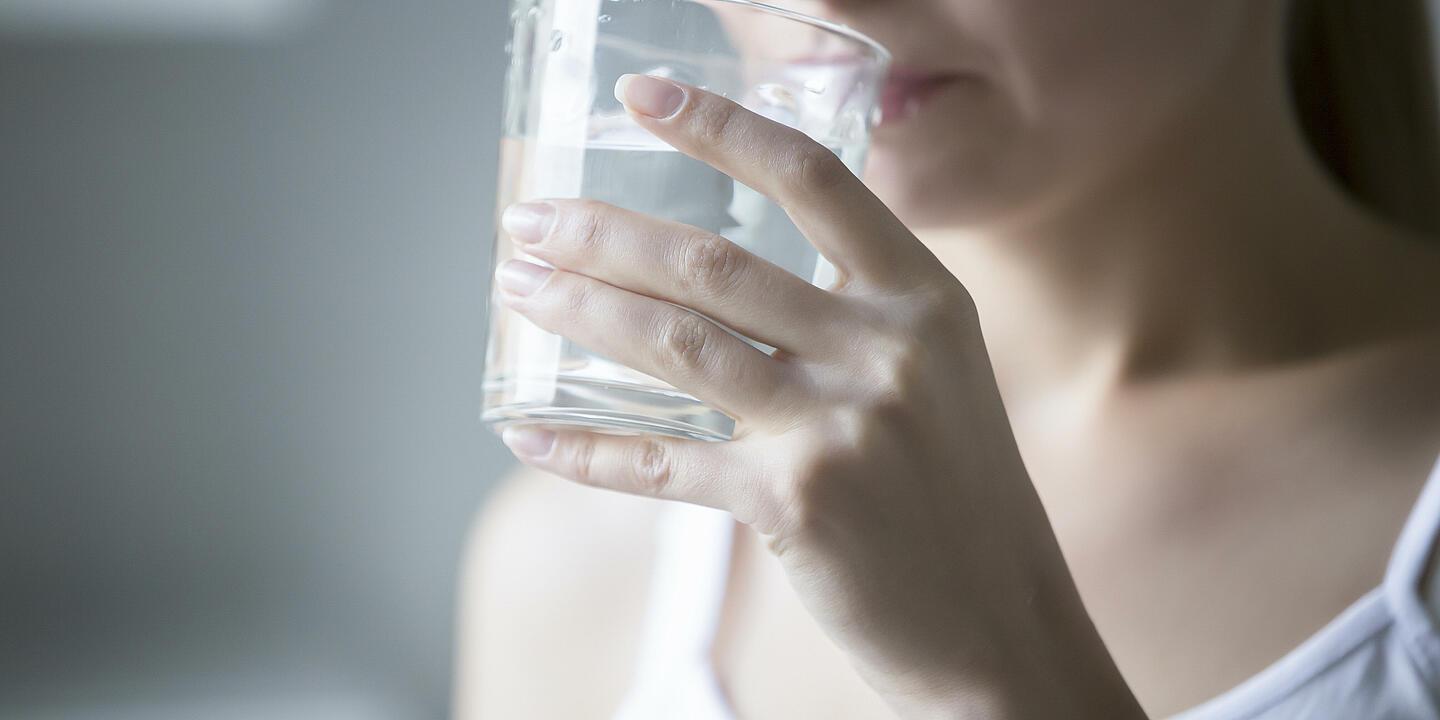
[1008,1,1246,128]
[869,0,1250,229]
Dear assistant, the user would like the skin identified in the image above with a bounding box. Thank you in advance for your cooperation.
[457,0,1440,717]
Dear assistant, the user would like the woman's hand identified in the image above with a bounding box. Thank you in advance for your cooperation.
[494,74,1144,720]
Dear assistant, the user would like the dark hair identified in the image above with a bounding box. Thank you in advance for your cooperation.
[1288,0,1440,235]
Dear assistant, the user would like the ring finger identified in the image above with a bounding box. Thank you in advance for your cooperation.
[495,259,800,423]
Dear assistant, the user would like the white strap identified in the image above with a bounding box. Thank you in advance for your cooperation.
[1424,458,1440,620]
[1383,454,1440,680]
[612,503,736,720]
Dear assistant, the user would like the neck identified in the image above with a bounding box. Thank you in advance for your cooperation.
[919,44,1434,411]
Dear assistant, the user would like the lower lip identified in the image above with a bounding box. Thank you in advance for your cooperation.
[878,75,961,128]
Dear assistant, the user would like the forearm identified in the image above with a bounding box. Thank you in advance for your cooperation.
[982,613,1146,720]
[878,604,1146,720]
[865,531,1147,720]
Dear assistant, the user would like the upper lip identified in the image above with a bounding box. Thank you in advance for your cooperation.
[875,63,966,126]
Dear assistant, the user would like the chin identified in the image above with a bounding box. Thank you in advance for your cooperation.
[863,142,1008,232]
[861,92,1032,232]
[864,161,946,229]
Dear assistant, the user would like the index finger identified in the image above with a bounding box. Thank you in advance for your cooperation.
[615,73,939,289]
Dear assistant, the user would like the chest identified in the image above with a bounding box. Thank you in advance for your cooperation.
[716,364,1438,717]
[1014,408,1423,715]
[715,435,1423,720]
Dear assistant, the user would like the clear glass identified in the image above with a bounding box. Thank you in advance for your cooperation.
[483,0,889,441]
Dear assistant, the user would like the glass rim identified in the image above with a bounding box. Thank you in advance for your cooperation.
[697,0,892,65]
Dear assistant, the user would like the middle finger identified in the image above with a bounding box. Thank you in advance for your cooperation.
[502,198,851,356]
[495,259,799,423]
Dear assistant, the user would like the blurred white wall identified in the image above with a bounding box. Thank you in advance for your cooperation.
[0,2,510,717]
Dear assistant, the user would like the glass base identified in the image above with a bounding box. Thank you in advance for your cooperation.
[483,376,734,442]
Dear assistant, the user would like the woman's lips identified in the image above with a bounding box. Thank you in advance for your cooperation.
[879,67,962,127]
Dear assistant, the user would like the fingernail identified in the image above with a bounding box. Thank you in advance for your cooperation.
[496,260,552,297]
[616,74,685,119]
[502,202,554,244]
[503,426,555,458]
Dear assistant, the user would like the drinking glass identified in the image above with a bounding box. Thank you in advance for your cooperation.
[483,0,889,441]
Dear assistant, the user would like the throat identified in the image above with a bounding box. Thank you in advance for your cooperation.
[916,172,1440,410]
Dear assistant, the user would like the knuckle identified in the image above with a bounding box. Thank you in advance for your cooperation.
[657,312,713,374]
[768,490,810,540]
[767,472,811,537]
[772,444,848,536]
[792,145,850,197]
[691,100,739,148]
[681,233,746,296]
[919,282,976,328]
[854,360,927,454]
[567,434,598,486]
[864,390,918,441]
[873,345,926,400]
[862,351,930,434]
[889,277,975,332]
[628,439,673,496]
[567,200,611,254]
[557,275,596,317]
[829,405,878,449]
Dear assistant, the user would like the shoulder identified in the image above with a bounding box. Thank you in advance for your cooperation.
[467,464,665,584]
[454,465,665,719]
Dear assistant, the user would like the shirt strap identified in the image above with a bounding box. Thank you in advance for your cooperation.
[1383,453,1440,682]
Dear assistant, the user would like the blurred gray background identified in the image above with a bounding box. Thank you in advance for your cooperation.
[0,1,509,717]
[4,1,1440,719]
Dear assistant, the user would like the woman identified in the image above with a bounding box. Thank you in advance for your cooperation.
[458,0,1440,717]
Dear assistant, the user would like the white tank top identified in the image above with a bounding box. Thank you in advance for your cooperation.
[614,456,1440,719]
[611,502,737,720]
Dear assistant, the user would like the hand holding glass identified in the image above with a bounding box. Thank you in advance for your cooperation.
[483,0,889,440]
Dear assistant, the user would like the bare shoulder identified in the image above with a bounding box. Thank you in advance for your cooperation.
[463,463,664,590]
[454,464,664,719]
